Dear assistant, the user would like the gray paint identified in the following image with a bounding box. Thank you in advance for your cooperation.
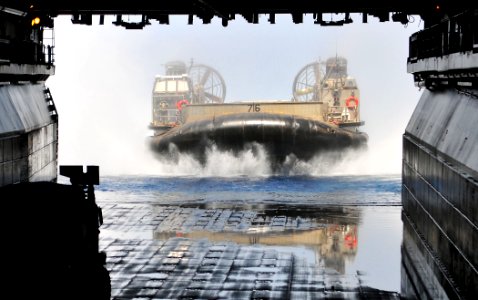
[0,83,58,186]
[0,125,58,186]
[0,83,52,138]
[406,89,478,174]
[401,212,458,300]
[407,51,478,74]
[402,88,478,299]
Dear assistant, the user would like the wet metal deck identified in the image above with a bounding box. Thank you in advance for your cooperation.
[99,203,401,299]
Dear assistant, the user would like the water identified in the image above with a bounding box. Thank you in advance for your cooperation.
[90,172,404,297]
[96,174,400,206]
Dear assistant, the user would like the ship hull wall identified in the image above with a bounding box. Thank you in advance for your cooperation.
[0,84,58,186]
[401,88,478,299]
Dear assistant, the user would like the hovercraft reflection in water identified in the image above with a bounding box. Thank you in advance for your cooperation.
[148,58,368,169]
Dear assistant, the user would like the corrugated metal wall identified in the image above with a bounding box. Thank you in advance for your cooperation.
[0,84,58,186]
[401,89,478,299]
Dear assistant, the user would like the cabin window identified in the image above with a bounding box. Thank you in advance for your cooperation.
[154,81,167,93]
[166,80,176,92]
[177,80,189,92]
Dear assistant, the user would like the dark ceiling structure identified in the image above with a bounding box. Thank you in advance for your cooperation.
[5,0,475,29]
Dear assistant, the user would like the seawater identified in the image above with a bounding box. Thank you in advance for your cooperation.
[95,174,400,206]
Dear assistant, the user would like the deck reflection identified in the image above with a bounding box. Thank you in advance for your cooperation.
[98,201,402,299]
[153,205,360,275]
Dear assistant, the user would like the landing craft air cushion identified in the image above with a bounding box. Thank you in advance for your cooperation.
[149,58,368,166]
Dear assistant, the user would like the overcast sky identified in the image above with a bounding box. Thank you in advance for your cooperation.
[47,14,424,175]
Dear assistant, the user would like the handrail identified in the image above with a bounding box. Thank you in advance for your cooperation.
[408,9,478,62]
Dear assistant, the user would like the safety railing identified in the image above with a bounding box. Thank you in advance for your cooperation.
[0,28,54,66]
[408,9,478,63]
